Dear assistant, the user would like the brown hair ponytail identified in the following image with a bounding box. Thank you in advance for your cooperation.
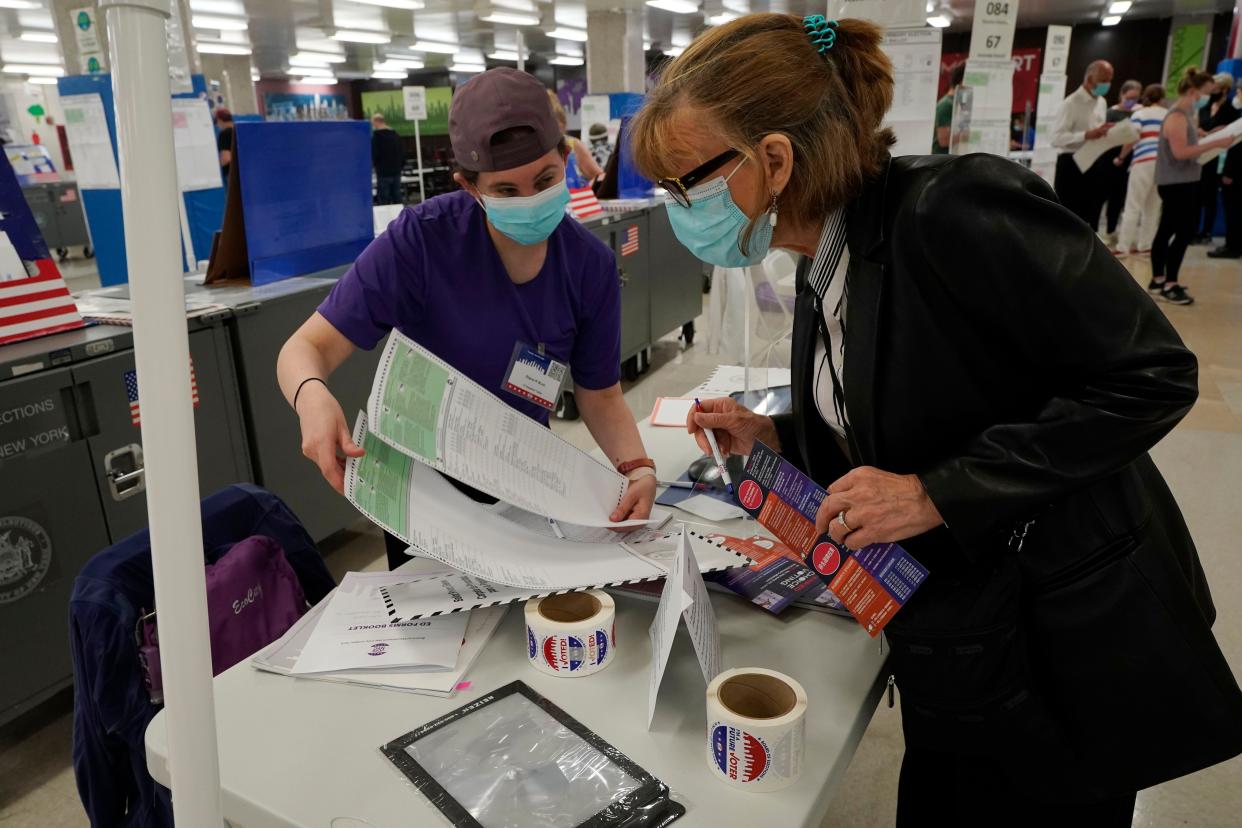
[630,14,895,231]
[1178,66,1215,95]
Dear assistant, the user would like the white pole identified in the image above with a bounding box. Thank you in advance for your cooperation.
[517,29,526,73]
[414,118,425,204]
[100,1,223,825]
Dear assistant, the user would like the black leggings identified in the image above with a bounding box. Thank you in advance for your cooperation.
[1152,182,1200,282]
[897,748,1136,827]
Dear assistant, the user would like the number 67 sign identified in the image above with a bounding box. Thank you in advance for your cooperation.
[969,0,1019,62]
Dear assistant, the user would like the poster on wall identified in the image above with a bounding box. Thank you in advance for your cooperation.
[59,93,119,190]
[171,98,222,191]
[70,6,106,75]
[882,28,942,156]
[959,60,1014,155]
[264,92,348,122]
[1165,23,1207,90]
[556,77,587,132]
[579,94,614,169]
[361,87,451,136]
[942,47,1040,116]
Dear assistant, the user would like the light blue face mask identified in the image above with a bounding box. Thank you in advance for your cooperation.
[665,159,773,269]
[1093,81,1111,97]
[1195,94,1211,110]
[480,179,570,245]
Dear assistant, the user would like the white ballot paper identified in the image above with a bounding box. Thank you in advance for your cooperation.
[1073,119,1140,173]
[491,503,674,544]
[691,365,792,399]
[368,331,642,528]
[648,530,724,729]
[291,572,469,675]
[254,586,506,697]
[1199,118,1242,165]
[676,494,748,522]
[345,413,748,593]
[376,569,544,622]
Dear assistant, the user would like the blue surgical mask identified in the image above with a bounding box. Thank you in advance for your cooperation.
[665,160,773,268]
[1195,94,1211,110]
[480,179,570,245]
[1093,82,1111,97]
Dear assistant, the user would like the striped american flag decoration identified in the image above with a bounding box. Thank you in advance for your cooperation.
[124,359,200,426]
[567,186,603,221]
[0,270,85,346]
[620,224,640,256]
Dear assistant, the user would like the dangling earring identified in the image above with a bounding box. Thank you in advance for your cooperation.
[769,192,780,228]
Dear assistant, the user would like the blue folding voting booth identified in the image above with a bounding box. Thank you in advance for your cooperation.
[56,74,226,286]
[233,121,372,285]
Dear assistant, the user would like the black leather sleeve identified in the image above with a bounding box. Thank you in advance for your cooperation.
[770,413,803,471]
[912,155,1198,550]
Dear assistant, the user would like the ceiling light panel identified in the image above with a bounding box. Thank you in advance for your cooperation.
[190,0,245,14]
[192,14,249,31]
[645,0,700,14]
[331,29,392,44]
[20,32,58,43]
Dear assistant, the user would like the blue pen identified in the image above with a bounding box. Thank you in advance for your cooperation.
[694,398,734,494]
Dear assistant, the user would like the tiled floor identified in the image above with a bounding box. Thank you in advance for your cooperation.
[2,246,1240,826]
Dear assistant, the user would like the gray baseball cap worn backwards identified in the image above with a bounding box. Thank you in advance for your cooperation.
[449,67,562,172]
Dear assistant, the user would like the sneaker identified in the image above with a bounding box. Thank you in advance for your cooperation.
[1207,247,1242,259]
[1148,278,1166,293]
[1160,284,1194,305]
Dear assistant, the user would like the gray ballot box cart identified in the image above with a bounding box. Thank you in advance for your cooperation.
[0,318,250,725]
[180,272,383,544]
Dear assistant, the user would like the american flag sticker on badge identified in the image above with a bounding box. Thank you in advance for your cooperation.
[620,225,639,256]
[124,359,200,426]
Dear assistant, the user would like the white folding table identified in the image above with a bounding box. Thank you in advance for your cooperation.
[145,411,887,827]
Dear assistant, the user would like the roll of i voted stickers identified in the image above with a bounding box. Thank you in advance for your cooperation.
[523,590,616,677]
[705,667,807,792]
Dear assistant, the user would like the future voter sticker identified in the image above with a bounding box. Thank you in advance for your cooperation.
[0,516,51,605]
[540,631,608,672]
[738,479,763,511]
[527,626,537,660]
[810,542,843,578]
[711,724,770,783]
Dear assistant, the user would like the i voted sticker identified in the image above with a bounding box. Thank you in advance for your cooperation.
[537,630,609,674]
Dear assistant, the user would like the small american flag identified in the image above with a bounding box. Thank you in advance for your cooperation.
[125,360,199,426]
[0,269,85,346]
[567,186,603,221]
[620,225,640,257]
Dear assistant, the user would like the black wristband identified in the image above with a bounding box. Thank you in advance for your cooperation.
[293,377,327,413]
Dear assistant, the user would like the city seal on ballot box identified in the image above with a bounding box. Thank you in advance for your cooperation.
[0,516,52,605]
[712,724,771,783]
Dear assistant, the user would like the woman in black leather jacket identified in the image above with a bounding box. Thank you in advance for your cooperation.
[631,13,1242,826]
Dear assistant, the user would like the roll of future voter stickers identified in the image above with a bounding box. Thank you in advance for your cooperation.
[524,591,616,677]
[705,667,808,792]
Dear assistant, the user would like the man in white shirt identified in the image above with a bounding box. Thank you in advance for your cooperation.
[1052,60,1116,227]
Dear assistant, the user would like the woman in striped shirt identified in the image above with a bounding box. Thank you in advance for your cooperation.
[1115,83,1168,255]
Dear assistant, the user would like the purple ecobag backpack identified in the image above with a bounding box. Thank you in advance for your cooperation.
[136,535,308,704]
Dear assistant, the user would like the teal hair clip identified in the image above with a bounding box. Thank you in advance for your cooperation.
[803,15,838,54]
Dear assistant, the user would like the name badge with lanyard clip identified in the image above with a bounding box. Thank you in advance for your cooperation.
[502,341,568,411]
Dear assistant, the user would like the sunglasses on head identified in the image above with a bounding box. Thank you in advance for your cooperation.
[658,148,741,208]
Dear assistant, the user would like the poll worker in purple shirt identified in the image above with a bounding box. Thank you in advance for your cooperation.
[276,69,658,557]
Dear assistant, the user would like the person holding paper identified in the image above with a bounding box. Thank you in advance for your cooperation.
[630,12,1242,822]
[1115,84,1168,256]
[277,68,657,569]
[1149,68,1238,305]
[1051,60,1114,227]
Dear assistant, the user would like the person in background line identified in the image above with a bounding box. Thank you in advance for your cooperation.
[1099,80,1144,247]
[547,90,605,188]
[370,113,405,206]
[1195,72,1238,243]
[1115,83,1168,256]
[1209,80,1242,258]
[932,62,965,154]
[1150,68,1236,305]
[215,107,234,181]
[1052,60,1115,227]
[1009,111,1035,151]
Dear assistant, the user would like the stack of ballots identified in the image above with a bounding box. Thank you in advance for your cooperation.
[252,570,507,698]
[334,332,750,618]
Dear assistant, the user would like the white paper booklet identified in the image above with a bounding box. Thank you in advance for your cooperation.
[491,503,675,544]
[367,331,645,528]
[346,413,749,592]
[691,365,793,399]
[290,572,469,675]
[1073,119,1140,173]
[1198,118,1242,165]
[253,590,507,697]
